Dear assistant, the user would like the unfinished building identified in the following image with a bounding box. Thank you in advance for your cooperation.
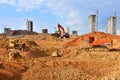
[26,20,33,32]
[106,16,117,35]
[88,15,97,32]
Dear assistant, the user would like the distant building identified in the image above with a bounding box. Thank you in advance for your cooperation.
[106,16,117,35]
[26,20,33,32]
[4,28,11,34]
[88,15,97,32]
[64,27,70,33]
[41,29,48,33]
[5,30,38,36]
[117,29,120,35]
[72,30,78,35]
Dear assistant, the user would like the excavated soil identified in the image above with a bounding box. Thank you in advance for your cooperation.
[0,32,120,80]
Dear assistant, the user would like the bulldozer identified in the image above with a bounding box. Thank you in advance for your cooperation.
[7,38,26,59]
[9,38,25,52]
[52,33,113,57]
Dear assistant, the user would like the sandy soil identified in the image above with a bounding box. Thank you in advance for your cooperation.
[0,32,120,80]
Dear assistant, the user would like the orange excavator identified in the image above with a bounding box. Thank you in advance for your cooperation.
[52,34,113,57]
[52,23,70,38]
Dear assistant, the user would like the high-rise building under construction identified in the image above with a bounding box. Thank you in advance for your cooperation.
[88,15,97,32]
[26,20,33,32]
[106,16,117,35]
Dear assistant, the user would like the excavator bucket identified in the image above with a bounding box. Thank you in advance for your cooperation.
[51,51,58,57]
[51,51,61,57]
[52,47,64,57]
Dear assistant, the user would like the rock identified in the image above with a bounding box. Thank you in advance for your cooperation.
[51,51,58,57]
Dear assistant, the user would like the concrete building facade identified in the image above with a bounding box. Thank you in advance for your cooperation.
[72,30,78,35]
[26,20,33,32]
[88,15,97,32]
[4,28,11,34]
[117,29,120,35]
[41,29,48,33]
[64,27,70,33]
[106,16,117,35]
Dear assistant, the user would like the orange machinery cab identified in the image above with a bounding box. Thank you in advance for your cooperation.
[88,36,113,46]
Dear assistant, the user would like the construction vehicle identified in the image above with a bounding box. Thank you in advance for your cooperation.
[8,38,25,52]
[52,34,113,57]
[52,23,70,38]
[7,38,26,59]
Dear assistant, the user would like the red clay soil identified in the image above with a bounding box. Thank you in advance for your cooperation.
[0,48,8,55]
[0,61,26,80]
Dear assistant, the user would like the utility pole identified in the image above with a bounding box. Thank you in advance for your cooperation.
[40,26,43,33]
[114,10,116,16]
[114,10,117,35]
[54,27,57,33]
[96,10,99,32]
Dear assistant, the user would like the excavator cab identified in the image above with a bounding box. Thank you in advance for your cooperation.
[63,33,70,38]
[89,37,94,43]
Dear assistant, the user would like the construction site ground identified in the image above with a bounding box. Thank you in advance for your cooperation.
[1,32,120,80]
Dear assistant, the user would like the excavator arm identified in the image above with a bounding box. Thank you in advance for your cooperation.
[57,36,89,56]
[58,23,65,34]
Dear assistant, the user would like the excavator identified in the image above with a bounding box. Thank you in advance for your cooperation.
[52,23,70,38]
[52,34,113,57]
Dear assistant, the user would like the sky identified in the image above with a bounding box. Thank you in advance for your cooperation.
[0,0,120,35]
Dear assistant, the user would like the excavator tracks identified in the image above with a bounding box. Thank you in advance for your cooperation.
[80,46,110,52]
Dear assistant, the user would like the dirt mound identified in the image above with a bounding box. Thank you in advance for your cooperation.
[0,61,27,80]
[84,32,120,39]
[20,47,50,58]
[0,36,9,48]
[112,39,120,49]
[18,39,38,47]
[24,33,64,42]
[24,40,38,47]
[0,48,8,55]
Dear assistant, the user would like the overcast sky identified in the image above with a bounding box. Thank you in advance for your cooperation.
[0,0,120,34]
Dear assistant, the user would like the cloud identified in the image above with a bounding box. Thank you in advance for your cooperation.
[14,0,85,31]
[16,0,44,11]
[0,0,120,34]
[0,0,16,6]
[44,1,85,28]
[0,16,25,31]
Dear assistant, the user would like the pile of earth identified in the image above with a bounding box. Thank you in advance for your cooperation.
[0,60,26,80]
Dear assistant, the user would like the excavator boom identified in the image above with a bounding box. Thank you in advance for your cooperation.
[57,36,88,56]
[58,23,65,34]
